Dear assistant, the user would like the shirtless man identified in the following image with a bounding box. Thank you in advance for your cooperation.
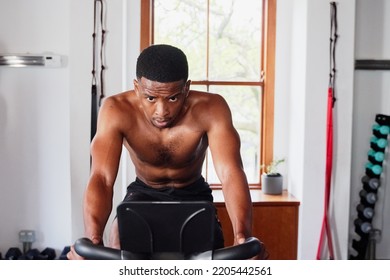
[68,44,252,259]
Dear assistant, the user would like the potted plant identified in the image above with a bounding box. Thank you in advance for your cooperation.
[261,158,285,195]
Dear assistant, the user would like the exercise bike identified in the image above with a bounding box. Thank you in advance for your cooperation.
[74,201,265,260]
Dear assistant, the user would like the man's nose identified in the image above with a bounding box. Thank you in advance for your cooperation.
[155,101,169,117]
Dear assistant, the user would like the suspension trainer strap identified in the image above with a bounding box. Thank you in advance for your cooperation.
[330,1,338,107]
[91,0,105,143]
[99,0,106,106]
[317,1,338,260]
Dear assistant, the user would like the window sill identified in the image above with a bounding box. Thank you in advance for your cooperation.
[210,184,262,190]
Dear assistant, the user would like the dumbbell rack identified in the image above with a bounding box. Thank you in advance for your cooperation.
[349,114,390,259]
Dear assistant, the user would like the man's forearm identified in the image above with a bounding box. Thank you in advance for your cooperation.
[83,180,113,244]
[83,208,110,244]
[222,172,253,243]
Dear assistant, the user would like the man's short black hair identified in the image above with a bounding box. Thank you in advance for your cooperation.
[136,44,189,83]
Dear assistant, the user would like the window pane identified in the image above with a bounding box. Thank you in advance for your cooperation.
[189,84,261,184]
[208,86,261,184]
[153,0,264,185]
[154,0,207,80]
[209,0,262,81]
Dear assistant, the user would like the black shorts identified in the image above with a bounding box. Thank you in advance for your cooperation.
[123,176,224,249]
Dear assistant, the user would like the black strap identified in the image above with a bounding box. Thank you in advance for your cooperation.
[99,0,106,106]
[91,0,105,142]
[329,2,338,107]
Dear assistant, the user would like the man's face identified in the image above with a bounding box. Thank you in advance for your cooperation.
[134,77,190,129]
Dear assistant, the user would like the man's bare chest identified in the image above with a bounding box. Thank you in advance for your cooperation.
[124,127,208,166]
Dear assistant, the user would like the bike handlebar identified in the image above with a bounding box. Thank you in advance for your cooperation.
[74,237,264,260]
[213,237,263,260]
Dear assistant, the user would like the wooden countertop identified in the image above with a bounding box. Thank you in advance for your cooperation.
[212,189,300,206]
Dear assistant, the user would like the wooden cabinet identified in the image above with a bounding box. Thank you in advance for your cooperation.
[213,190,300,260]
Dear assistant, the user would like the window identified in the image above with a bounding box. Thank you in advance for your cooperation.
[140,0,276,187]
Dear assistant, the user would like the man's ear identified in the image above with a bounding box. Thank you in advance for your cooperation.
[184,80,191,96]
[133,79,139,94]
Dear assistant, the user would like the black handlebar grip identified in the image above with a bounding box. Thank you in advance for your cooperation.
[74,238,138,260]
[212,237,263,260]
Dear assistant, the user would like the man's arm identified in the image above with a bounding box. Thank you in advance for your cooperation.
[206,94,252,245]
[83,98,124,245]
[67,98,123,260]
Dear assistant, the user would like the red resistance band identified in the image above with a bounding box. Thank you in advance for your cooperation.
[316,87,335,260]
[316,2,337,260]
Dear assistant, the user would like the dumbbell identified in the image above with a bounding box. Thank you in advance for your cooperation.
[356,203,375,220]
[367,149,385,163]
[359,189,377,205]
[361,176,380,191]
[5,247,23,260]
[18,248,56,260]
[379,125,390,135]
[41,247,56,260]
[23,249,50,260]
[365,162,383,176]
[370,136,388,151]
[354,219,372,234]
[372,124,390,137]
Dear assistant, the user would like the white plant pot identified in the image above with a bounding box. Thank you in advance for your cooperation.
[261,174,283,195]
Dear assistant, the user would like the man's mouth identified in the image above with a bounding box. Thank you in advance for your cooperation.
[153,118,170,128]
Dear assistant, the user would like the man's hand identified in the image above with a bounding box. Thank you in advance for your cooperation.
[235,232,247,245]
[235,233,269,260]
[66,236,102,260]
[66,245,84,260]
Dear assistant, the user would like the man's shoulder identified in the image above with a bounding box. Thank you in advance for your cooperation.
[185,90,231,129]
[99,91,138,125]
[188,90,229,115]
[104,90,134,103]
[188,90,227,108]
[101,91,136,111]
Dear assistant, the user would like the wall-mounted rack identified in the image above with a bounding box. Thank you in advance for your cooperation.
[355,59,390,70]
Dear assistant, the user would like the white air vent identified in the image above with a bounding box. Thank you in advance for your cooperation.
[0,54,62,67]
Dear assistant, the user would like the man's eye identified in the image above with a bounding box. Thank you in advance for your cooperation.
[146,96,155,102]
[169,96,178,102]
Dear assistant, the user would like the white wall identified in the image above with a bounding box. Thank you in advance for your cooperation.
[68,0,140,246]
[1,0,388,260]
[275,0,356,259]
[0,0,72,253]
[0,0,138,255]
[68,0,139,247]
